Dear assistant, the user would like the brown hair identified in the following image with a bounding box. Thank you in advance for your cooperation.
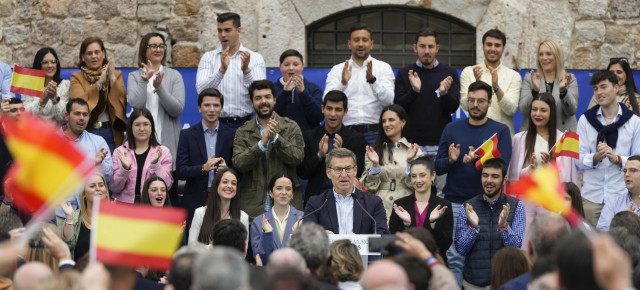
[137,32,167,66]
[26,223,61,274]
[329,239,363,282]
[490,247,531,290]
[77,37,108,69]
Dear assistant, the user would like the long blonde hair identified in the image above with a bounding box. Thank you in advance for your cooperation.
[26,223,60,274]
[536,39,566,81]
[79,174,109,228]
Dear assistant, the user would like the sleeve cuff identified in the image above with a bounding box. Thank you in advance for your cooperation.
[368,165,381,175]
[59,259,75,267]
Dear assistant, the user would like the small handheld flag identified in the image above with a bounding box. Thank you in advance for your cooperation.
[474,133,501,170]
[10,65,45,98]
[551,131,579,159]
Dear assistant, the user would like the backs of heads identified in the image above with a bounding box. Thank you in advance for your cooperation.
[288,222,329,272]
[212,219,247,253]
[193,246,248,290]
[554,231,600,290]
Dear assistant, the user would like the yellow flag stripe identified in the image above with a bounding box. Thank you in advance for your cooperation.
[96,214,183,257]
[11,73,44,92]
[556,137,579,152]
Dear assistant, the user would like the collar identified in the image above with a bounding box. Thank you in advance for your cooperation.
[482,192,504,206]
[350,55,374,68]
[202,120,219,134]
[214,43,247,56]
[60,126,85,141]
[596,103,623,117]
[480,61,502,72]
[333,186,356,200]
[256,114,277,129]
[416,59,439,69]
[271,206,290,222]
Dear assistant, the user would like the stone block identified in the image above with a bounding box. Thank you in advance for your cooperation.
[475,0,529,68]
[4,26,29,45]
[93,0,121,20]
[107,18,138,46]
[599,43,634,68]
[175,0,200,16]
[41,0,69,18]
[118,0,138,19]
[291,0,360,25]
[0,0,13,17]
[62,19,83,46]
[172,43,200,67]
[82,20,108,40]
[257,0,305,67]
[577,0,607,19]
[604,24,628,44]
[610,0,640,19]
[32,19,62,46]
[114,45,138,67]
[430,0,491,27]
[14,47,39,68]
[69,0,92,17]
[574,20,605,43]
[167,17,200,42]
[54,45,78,68]
[568,46,598,70]
[138,4,171,22]
[0,46,12,63]
[16,0,39,21]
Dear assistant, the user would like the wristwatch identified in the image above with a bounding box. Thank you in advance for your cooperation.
[367,77,377,84]
[493,86,500,93]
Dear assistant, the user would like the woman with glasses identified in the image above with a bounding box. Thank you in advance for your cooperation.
[361,104,422,220]
[520,38,579,132]
[110,108,173,204]
[70,37,127,153]
[22,47,69,124]
[588,57,640,115]
[128,33,185,167]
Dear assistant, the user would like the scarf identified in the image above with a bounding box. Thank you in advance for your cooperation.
[80,65,106,84]
[584,103,634,148]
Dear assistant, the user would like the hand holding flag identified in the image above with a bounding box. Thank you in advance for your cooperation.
[474,133,501,170]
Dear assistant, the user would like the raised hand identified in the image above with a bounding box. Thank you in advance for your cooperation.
[42,227,71,261]
[292,216,303,232]
[203,153,218,172]
[529,152,538,168]
[95,148,108,165]
[365,145,380,167]
[1,98,10,114]
[406,143,419,162]
[140,60,157,80]
[117,149,132,170]
[44,80,58,100]
[465,203,479,228]
[559,73,572,93]
[284,78,295,91]
[539,151,551,165]
[498,203,510,229]
[448,143,461,165]
[341,60,352,86]
[473,66,483,81]
[240,51,251,75]
[366,61,374,82]
[530,70,541,92]
[429,204,448,223]
[408,70,421,92]
[153,71,165,90]
[439,76,453,92]
[318,134,329,158]
[216,158,227,173]
[261,214,273,233]
[488,66,499,88]
[219,47,230,74]
[292,75,305,93]
[393,203,411,224]
[107,56,116,84]
[333,133,343,149]
[597,141,616,163]
[462,146,477,164]
[61,201,74,218]
[394,232,433,260]
[628,201,637,213]
[150,148,162,164]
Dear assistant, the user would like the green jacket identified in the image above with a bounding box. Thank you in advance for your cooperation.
[232,114,304,219]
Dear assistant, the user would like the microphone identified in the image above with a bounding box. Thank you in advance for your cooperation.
[354,195,377,235]
[301,193,330,221]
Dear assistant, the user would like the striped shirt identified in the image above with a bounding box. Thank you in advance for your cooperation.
[196,44,266,118]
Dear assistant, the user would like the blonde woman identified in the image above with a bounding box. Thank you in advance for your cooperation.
[330,240,364,290]
[520,39,579,132]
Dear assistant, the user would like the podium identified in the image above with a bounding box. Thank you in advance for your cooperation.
[328,234,381,266]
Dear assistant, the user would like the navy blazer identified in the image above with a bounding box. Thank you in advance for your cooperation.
[303,188,389,234]
[250,205,304,261]
[175,121,234,219]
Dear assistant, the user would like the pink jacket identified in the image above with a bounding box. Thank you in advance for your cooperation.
[508,130,577,183]
[110,142,174,203]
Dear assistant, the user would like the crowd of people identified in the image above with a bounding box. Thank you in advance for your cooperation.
[1,10,640,290]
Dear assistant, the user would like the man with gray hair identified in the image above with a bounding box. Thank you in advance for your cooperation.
[303,148,389,234]
[192,247,249,290]
[168,244,209,290]
[288,222,337,289]
[499,211,570,290]
[266,248,308,276]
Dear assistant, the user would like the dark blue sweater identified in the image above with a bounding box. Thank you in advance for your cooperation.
[435,118,512,203]
[273,78,324,132]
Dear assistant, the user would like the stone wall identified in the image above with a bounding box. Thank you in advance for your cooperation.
[0,0,638,69]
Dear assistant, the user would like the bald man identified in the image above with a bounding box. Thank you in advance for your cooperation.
[361,260,414,290]
[266,248,308,276]
[13,262,53,290]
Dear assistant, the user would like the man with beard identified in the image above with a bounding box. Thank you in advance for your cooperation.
[460,29,522,135]
[435,81,512,286]
[233,80,304,219]
[324,23,395,145]
[455,158,524,289]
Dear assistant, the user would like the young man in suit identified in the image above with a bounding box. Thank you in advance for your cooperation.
[176,88,235,220]
[303,148,389,235]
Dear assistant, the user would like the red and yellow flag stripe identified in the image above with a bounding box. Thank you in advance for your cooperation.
[10,65,45,98]
[475,133,501,170]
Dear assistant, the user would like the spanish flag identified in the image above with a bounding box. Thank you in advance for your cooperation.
[506,164,582,227]
[475,133,501,170]
[551,131,579,159]
[10,65,45,98]
[1,113,95,214]
[92,201,186,270]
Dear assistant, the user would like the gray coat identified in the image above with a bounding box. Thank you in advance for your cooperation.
[127,67,185,169]
[519,72,578,132]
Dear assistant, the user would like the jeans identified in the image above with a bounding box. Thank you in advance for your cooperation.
[88,127,116,154]
[447,201,464,287]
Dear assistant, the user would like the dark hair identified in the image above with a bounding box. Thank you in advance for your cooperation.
[590,70,618,87]
[609,227,640,266]
[490,247,531,290]
[66,98,89,113]
[125,108,160,150]
[33,47,62,84]
[564,182,585,218]
[198,88,224,107]
[77,37,108,69]
[212,219,247,253]
[554,231,599,290]
[323,90,348,109]
[217,12,241,27]
[139,176,171,207]
[524,92,557,166]
[138,32,166,66]
[372,104,407,166]
[248,80,276,101]
[482,29,506,46]
[391,253,431,290]
[468,80,493,101]
[168,253,196,290]
[349,23,371,39]
[530,255,554,281]
[197,168,241,244]
[630,155,640,163]
[409,155,437,194]
[415,27,438,44]
[608,59,640,115]
[611,211,640,240]
[482,158,507,178]
[0,212,23,243]
[279,49,303,64]
[267,172,295,206]
[7,97,22,105]
[404,227,441,264]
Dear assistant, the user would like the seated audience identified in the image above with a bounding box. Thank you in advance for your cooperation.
[212,219,248,254]
[610,210,640,239]
[167,244,209,290]
[266,248,308,276]
[21,47,69,124]
[329,239,363,290]
[597,155,640,231]
[288,222,338,289]
[110,108,173,204]
[360,260,411,290]
[192,247,249,290]
[139,176,171,207]
[554,231,599,290]
[391,253,432,290]
[490,247,530,290]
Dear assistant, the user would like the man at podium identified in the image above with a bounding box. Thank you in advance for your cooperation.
[303,148,389,235]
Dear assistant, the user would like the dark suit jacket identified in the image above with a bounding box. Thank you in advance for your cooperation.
[298,125,366,205]
[388,193,453,264]
[175,121,234,219]
[303,188,389,234]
